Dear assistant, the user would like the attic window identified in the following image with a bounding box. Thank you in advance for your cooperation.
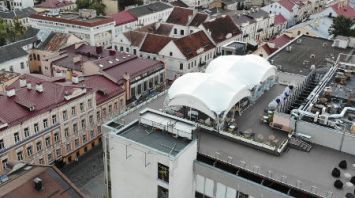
[99,64,104,67]
[108,61,113,64]
[115,58,119,61]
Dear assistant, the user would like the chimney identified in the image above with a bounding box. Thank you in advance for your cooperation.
[33,177,43,191]
[6,87,15,97]
[96,46,103,54]
[27,81,32,90]
[72,73,80,84]
[19,77,27,88]
[109,50,116,56]
[35,82,44,93]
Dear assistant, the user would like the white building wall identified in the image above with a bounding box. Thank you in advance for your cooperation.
[136,8,173,27]
[0,56,29,74]
[106,125,197,198]
[262,3,295,27]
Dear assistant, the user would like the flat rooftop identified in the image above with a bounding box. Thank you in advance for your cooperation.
[233,84,289,147]
[115,122,192,156]
[268,35,353,76]
[198,129,355,198]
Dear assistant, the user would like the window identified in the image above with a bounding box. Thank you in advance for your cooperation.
[27,146,33,157]
[97,111,101,121]
[47,153,52,162]
[54,133,59,143]
[114,102,118,110]
[63,110,68,121]
[81,119,86,130]
[2,159,8,169]
[158,186,169,198]
[20,62,24,69]
[17,151,23,161]
[0,139,4,150]
[75,138,80,148]
[88,99,92,108]
[180,63,183,70]
[174,28,177,34]
[43,119,48,128]
[73,123,78,134]
[133,49,137,55]
[109,104,113,114]
[64,128,69,138]
[90,130,95,139]
[158,163,169,183]
[89,115,94,126]
[45,137,51,147]
[52,115,57,124]
[24,127,30,138]
[80,103,84,112]
[34,123,39,133]
[180,29,184,35]
[169,52,173,56]
[83,135,87,143]
[71,106,76,116]
[9,66,13,72]
[56,148,61,157]
[14,132,20,143]
[39,158,44,164]
[66,143,71,152]
[238,192,249,198]
[36,141,42,151]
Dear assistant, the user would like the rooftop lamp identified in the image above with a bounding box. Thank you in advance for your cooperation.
[339,160,347,169]
[331,167,341,178]
[334,179,343,189]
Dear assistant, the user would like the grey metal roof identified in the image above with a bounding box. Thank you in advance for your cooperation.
[128,2,172,18]
[117,122,191,156]
[0,7,36,19]
[0,29,38,64]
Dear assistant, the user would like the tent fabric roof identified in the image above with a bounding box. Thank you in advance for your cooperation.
[167,55,276,119]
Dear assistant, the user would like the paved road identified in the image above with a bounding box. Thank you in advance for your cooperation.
[60,93,167,198]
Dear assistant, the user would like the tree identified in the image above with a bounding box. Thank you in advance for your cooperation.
[89,0,106,15]
[76,0,91,9]
[329,15,355,37]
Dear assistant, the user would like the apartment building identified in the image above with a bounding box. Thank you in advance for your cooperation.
[128,2,173,27]
[111,10,138,38]
[34,0,76,12]
[0,34,38,74]
[0,0,34,11]
[0,7,36,27]
[103,109,197,198]
[43,43,165,102]
[29,9,115,48]
[0,74,98,174]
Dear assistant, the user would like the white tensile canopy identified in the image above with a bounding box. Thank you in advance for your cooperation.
[167,55,277,120]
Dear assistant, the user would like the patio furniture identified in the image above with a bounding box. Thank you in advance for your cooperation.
[334,180,343,189]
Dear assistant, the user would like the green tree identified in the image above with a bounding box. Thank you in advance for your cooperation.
[76,0,91,9]
[89,0,106,15]
[0,19,7,46]
[329,15,355,37]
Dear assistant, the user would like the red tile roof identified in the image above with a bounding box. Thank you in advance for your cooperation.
[174,31,215,60]
[30,14,114,27]
[278,0,295,12]
[35,0,74,8]
[140,34,174,54]
[274,14,287,25]
[261,44,276,56]
[331,3,355,19]
[271,34,292,48]
[166,7,193,25]
[111,10,137,26]
[189,13,208,27]
[0,74,92,129]
[202,15,242,44]
[76,74,124,105]
[103,58,164,84]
